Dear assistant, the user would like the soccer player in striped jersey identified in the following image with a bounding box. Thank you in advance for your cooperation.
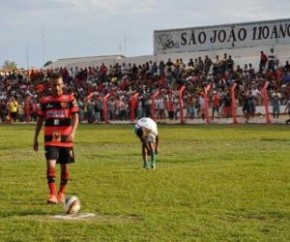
[33,73,79,204]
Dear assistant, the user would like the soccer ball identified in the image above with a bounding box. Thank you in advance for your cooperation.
[63,196,81,214]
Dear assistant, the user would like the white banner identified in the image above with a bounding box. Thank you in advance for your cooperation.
[154,18,290,54]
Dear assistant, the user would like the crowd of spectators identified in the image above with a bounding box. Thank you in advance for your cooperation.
[1,49,290,124]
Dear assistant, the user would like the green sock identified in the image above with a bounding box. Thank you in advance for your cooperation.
[143,160,149,168]
[150,152,156,167]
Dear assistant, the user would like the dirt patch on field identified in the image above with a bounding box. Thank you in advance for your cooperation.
[22,212,143,223]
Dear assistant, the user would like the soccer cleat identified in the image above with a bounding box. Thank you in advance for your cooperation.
[47,194,58,204]
[57,192,66,204]
[143,161,149,169]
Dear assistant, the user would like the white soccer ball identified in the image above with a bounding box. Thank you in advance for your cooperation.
[63,196,81,214]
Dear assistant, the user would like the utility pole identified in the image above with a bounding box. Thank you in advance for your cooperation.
[119,44,122,56]
[41,27,45,65]
[124,34,126,56]
[26,46,29,70]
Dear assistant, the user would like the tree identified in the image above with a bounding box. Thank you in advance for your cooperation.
[1,60,17,71]
[44,61,53,67]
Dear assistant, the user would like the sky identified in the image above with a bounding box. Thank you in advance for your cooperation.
[1,0,290,69]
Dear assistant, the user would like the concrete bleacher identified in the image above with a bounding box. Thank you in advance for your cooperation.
[46,44,290,71]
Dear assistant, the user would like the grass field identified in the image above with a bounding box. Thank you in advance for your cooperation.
[1,123,290,242]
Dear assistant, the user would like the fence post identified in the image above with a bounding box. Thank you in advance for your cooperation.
[231,83,238,124]
[262,81,271,124]
[204,85,211,124]
[178,86,186,124]
[150,90,160,120]
[103,93,111,124]
[130,92,139,122]
[25,96,31,123]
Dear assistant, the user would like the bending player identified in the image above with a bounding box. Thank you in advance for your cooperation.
[135,117,159,169]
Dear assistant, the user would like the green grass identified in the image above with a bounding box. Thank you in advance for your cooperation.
[1,123,290,241]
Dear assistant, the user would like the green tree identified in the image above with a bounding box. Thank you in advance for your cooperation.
[2,60,17,71]
[44,60,53,67]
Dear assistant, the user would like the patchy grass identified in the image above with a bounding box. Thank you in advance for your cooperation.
[0,124,290,241]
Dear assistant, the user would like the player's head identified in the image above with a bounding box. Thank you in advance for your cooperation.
[135,127,145,142]
[50,73,64,96]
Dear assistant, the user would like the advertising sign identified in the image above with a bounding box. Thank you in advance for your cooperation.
[154,19,290,54]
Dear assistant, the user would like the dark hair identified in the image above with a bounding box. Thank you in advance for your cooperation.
[135,128,144,138]
[49,72,62,80]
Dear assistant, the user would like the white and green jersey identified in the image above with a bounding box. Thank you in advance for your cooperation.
[135,117,158,136]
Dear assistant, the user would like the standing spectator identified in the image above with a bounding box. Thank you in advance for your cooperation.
[108,97,116,120]
[119,97,128,121]
[136,97,143,119]
[283,60,290,73]
[158,60,166,76]
[144,96,152,118]
[165,96,174,120]
[226,55,234,72]
[166,58,174,72]
[138,95,147,118]
[248,63,256,79]
[173,94,179,120]
[204,55,212,77]
[248,89,257,114]
[187,58,194,68]
[185,95,196,119]
[271,90,281,118]
[33,73,79,204]
[75,97,84,123]
[282,70,290,84]
[252,86,262,106]
[131,63,139,80]
[7,96,19,122]
[259,51,268,73]
[30,97,39,122]
[18,100,25,122]
[198,92,205,120]
[156,95,166,120]
[212,55,222,76]
[221,90,232,118]
[242,90,256,122]
[94,97,102,122]
[211,91,221,120]
[267,48,276,72]
[285,97,290,124]
[196,57,204,74]
[0,100,8,122]
[86,100,95,124]
[99,63,108,82]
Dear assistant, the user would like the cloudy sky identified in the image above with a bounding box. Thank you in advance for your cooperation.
[1,0,290,69]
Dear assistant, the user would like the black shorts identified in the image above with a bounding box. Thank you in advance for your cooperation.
[45,146,75,164]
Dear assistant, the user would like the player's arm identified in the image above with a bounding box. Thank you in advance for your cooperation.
[33,116,44,151]
[155,135,159,154]
[67,112,79,142]
[141,141,148,163]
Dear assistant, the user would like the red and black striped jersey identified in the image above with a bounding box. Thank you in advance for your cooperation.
[38,93,79,147]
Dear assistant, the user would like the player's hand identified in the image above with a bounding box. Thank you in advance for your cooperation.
[33,141,38,151]
[155,147,159,155]
[66,133,75,142]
